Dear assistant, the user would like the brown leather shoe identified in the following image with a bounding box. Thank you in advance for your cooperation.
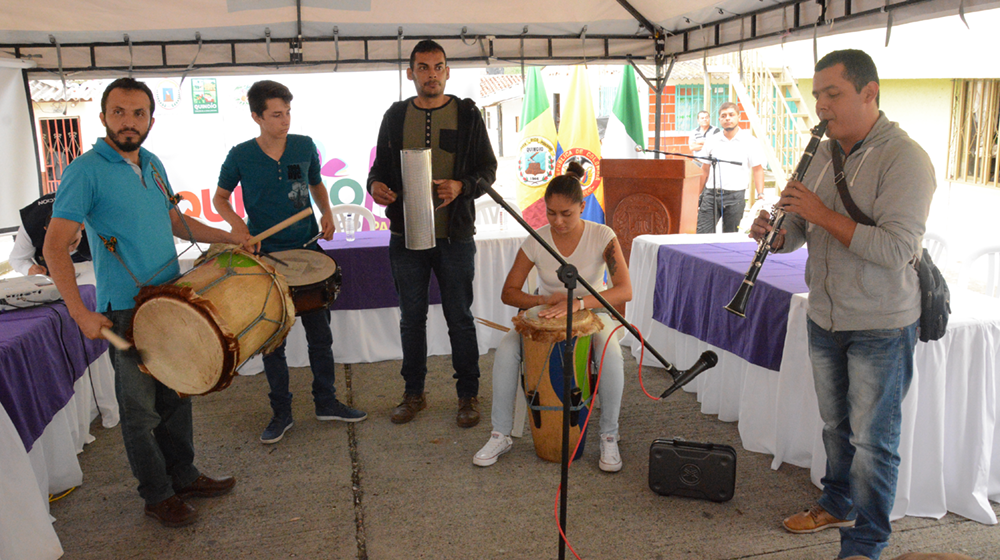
[390,393,426,424]
[456,396,481,428]
[174,474,236,499]
[144,495,198,527]
[782,504,854,534]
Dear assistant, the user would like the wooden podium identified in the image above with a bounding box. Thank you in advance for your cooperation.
[603,158,702,264]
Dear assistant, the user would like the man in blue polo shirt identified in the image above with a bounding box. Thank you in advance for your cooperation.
[44,78,245,528]
[213,80,366,446]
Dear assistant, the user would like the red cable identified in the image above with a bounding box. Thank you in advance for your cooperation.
[552,322,651,559]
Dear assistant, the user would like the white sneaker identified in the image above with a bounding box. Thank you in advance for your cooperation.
[473,431,513,467]
[599,433,622,472]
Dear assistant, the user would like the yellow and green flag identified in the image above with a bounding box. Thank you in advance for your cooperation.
[516,67,559,229]
[556,65,604,223]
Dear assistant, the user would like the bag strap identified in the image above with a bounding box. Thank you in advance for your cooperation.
[830,144,876,227]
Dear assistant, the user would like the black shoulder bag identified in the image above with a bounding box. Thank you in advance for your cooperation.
[830,146,950,342]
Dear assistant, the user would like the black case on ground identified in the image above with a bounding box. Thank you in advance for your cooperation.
[648,438,736,502]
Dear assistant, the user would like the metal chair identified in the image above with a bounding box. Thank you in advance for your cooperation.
[963,244,1000,298]
[328,204,377,232]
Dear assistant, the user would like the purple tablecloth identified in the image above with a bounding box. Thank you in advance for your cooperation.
[0,285,109,451]
[319,231,441,311]
[652,242,809,371]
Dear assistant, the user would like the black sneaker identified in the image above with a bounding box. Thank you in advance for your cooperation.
[260,415,293,444]
[316,400,367,423]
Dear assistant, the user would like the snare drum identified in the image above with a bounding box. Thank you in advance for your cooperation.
[267,249,341,316]
[512,306,603,462]
[132,246,295,395]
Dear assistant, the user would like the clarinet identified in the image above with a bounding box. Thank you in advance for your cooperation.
[723,120,828,318]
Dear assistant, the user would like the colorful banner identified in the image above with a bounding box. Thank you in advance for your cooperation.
[556,66,604,224]
[516,67,559,229]
[602,65,645,159]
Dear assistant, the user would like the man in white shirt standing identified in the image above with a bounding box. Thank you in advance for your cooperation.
[696,102,765,233]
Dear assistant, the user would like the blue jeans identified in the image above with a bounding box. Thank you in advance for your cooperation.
[807,317,918,560]
[106,309,200,505]
[389,235,480,398]
[696,189,745,233]
[262,308,337,417]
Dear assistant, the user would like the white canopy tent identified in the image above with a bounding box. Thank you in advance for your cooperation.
[4,0,1000,73]
[1,0,999,230]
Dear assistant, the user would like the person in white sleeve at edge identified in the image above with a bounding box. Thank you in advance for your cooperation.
[473,162,633,472]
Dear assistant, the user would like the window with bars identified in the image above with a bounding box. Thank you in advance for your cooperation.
[947,79,999,188]
[39,117,83,194]
[675,84,730,132]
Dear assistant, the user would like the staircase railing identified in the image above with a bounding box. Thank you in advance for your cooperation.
[708,51,818,188]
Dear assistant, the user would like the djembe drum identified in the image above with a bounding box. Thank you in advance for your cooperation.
[131,246,295,395]
[512,305,603,462]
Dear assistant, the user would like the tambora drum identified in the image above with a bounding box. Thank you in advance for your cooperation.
[266,249,341,316]
[511,305,603,463]
[132,246,295,395]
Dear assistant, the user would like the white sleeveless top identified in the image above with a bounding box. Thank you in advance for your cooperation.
[520,221,616,296]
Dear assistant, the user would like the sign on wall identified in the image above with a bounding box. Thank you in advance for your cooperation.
[191,78,219,114]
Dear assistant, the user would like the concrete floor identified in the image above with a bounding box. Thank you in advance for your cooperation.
[48,351,998,560]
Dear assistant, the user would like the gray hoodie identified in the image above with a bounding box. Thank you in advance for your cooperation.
[781,112,936,331]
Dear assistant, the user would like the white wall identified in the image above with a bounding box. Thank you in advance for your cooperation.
[0,67,42,232]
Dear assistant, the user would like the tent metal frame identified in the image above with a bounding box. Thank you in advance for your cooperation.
[0,0,949,76]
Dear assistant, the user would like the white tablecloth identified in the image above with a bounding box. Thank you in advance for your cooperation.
[1,351,117,560]
[624,233,1000,524]
[178,229,528,372]
[1,263,119,560]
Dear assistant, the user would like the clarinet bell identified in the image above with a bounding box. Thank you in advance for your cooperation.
[723,280,752,318]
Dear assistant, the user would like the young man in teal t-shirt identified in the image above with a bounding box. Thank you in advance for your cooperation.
[214,81,367,445]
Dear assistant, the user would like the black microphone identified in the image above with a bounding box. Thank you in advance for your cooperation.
[658,351,719,399]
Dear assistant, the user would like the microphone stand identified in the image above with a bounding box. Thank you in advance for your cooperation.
[479,180,719,560]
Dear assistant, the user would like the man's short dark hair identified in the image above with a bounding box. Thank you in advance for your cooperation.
[247,80,293,116]
[815,49,880,106]
[698,110,710,118]
[101,78,155,117]
[409,40,447,69]
[718,102,739,115]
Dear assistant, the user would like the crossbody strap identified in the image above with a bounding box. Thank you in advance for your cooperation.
[831,144,876,227]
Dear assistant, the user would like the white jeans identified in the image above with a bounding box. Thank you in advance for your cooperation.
[490,321,624,437]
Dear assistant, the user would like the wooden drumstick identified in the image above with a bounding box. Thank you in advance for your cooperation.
[248,208,314,246]
[475,317,510,333]
[101,327,148,364]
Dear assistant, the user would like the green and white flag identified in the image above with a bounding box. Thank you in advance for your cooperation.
[602,65,645,158]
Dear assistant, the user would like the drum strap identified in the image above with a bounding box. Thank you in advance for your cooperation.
[95,183,203,289]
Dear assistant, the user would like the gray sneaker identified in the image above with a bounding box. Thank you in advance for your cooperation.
[316,400,367,423]
[260,415,293,444]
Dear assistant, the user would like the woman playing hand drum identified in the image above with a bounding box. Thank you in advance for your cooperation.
[473,162,633,472]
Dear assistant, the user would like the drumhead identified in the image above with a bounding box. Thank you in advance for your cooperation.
[266,250,338,287]
[512,305,603,342]
[133,296,229,395]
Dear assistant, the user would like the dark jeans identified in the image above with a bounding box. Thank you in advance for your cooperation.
[106,308,200,505]
[262,308,337,417]
[388,234,480,398]
[696,189,746,233]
